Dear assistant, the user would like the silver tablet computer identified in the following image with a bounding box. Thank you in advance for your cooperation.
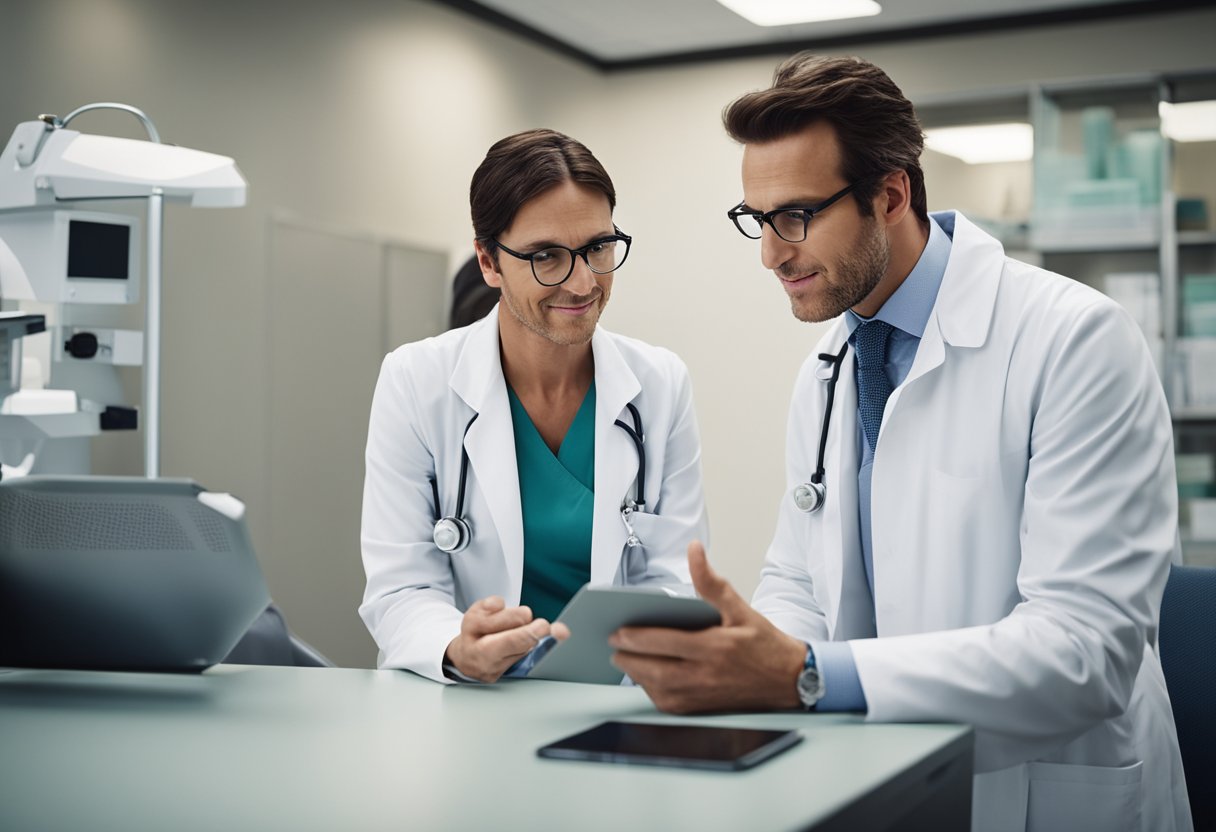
[527,585,720,685]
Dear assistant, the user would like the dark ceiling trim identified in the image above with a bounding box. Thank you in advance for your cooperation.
[610,0,1213,71]
[433,0,1212,74]
[434,0,609,70]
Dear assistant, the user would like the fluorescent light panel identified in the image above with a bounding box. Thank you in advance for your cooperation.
[1160,100,1216,143]
[924,123,1034,165]
[716,0,881,27]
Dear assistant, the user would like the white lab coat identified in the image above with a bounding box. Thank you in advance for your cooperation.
[753,212,1191,832]
[360,309,709,684]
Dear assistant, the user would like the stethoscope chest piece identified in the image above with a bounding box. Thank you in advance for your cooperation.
[792,481,826,513]
[433,516,471,553]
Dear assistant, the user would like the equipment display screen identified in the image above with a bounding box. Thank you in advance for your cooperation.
[67,220,130,280]
[537,721,803,771]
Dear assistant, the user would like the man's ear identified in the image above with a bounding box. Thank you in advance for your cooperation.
[874,169,912,228]
[474,240,503,288]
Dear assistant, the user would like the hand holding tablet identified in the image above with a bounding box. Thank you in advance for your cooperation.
[526,585,720,685]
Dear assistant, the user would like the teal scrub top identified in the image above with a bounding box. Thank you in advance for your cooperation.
[508,382,595,624]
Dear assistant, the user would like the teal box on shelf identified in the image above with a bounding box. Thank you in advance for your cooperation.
[1178,453,1216,499]
[1177,198,1210,232]
[1183,274,1216,337]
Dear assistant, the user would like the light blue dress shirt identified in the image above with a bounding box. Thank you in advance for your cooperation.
[810,214,952,711]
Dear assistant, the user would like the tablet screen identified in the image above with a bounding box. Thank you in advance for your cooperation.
[537,721,802,771]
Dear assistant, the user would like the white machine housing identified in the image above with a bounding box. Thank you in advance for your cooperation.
[0,210,139,304]
[0,109,248,477]
[0,121,246,210]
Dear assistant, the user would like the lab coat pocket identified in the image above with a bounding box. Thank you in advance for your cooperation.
[1026,760,1142,832]
[617,512,689,587]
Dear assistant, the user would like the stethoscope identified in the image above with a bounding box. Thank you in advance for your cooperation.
[430,403,647,553]
[791,341,849,514]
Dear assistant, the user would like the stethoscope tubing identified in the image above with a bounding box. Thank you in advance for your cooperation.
[613,402,645,509]
[432,403,646,551]
[793,340,849,514]
[813,341,849,487]
[430,414,478,524]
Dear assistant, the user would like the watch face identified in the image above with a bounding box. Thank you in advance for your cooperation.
[797,666,824,707]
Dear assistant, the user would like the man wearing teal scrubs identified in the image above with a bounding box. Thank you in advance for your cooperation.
[360,130,710,685]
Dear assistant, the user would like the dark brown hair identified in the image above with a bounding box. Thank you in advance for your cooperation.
[470,129,616,256]
[723,54,928,224]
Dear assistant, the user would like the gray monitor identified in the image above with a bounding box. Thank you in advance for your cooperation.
[0,476,269,671]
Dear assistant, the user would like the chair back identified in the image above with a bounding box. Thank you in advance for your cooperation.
[1159,564,1216,832]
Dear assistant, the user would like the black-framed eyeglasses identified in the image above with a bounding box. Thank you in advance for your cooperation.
[493,227,633,287]
[726,183,857,243]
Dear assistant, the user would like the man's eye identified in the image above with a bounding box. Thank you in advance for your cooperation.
[587,243,606,254]
[781,210,809,222]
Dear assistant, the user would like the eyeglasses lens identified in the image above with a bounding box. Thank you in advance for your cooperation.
[772,211,809,243]
[532,240,626,284]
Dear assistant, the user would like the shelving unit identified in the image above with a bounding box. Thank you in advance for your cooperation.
[919,69,1216,567]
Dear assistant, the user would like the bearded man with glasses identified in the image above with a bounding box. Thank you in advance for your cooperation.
[611,54,1190,832]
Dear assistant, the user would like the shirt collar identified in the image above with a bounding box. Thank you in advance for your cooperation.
[845,214,950,339]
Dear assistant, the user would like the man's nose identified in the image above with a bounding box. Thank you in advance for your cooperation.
[565,255,597,294]
[760,225,798,272]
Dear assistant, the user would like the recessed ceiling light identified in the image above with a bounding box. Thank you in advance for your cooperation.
[924,123,1034,165]
[716,0,882,27]
[1160,100,1216,143]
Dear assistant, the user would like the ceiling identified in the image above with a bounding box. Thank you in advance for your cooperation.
[437,0,1208,70]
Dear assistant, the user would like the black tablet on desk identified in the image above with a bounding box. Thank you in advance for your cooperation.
[537,721,803,771]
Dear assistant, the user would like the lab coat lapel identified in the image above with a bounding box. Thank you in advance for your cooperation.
[589,327,641,586]
[880,211,1001,435]
[448,310,525,603]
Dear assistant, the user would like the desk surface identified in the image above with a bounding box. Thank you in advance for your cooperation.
[0,665,972,832]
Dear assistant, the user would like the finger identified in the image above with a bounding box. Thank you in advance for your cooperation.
[610,625,713,660]
[610,651,684,688]
[687,541,752,626]
[550,621,571,641]
[462,596,505,628]
[465,602,532,637]
[476,596,505,614]
[476,605,534,635]
[479,618,552,662]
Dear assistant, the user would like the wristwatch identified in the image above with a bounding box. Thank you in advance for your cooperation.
[796,642,826,710]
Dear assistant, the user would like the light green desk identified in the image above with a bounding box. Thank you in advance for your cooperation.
[0,665,972,831]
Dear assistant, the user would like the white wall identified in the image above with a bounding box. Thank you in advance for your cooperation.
[2,0,1214,666]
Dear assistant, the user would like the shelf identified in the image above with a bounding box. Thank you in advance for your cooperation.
[1037,74,1160,110]
[1175,409,1216,422]
[0,411,102,440]
[1031,229,1160,253]
[1179,230,1216,246]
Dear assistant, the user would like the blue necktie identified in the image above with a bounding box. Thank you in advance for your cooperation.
[854,320,894,452]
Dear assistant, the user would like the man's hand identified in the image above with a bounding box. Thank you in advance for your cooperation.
[610,541,807,714]
[444,596,571,683]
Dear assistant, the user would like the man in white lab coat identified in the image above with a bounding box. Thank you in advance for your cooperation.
[610,54,1192,832]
